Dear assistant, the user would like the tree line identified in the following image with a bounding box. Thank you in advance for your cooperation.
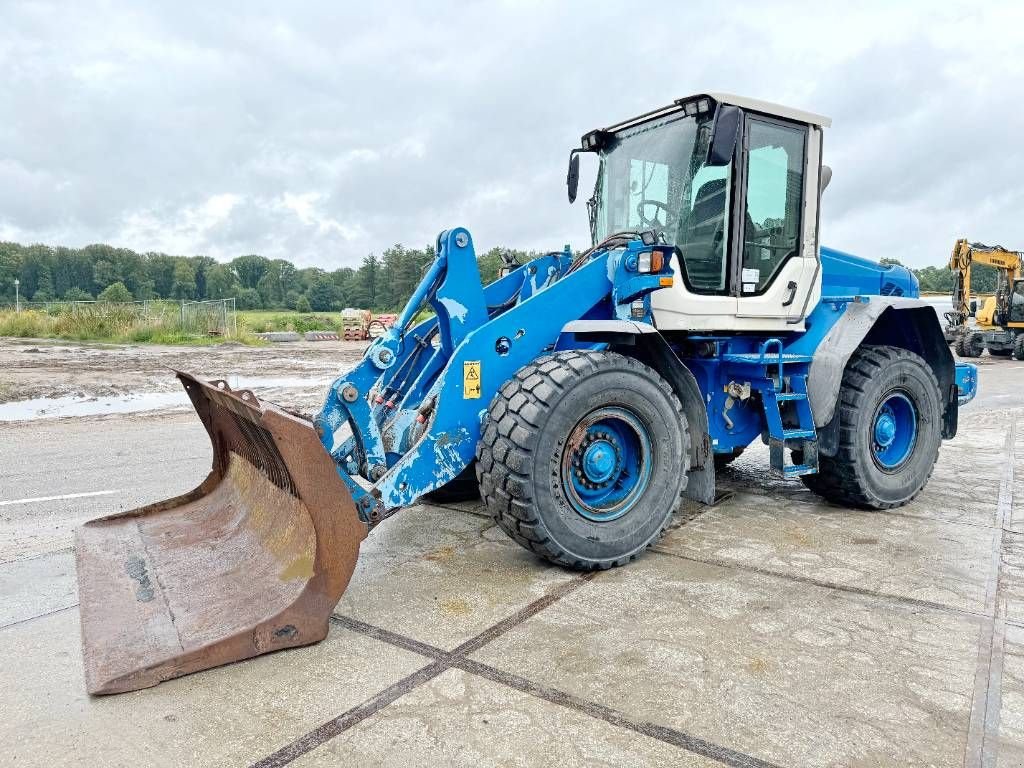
[0,241,999,312]
[0,242,531,312]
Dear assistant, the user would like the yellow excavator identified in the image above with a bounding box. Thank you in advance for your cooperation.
[945,239,1024,359]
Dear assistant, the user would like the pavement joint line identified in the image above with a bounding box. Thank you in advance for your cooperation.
[648,546,994,623]
[453,657,787,768]
[252,572,595,767]
[965,417,1016,768]
[250,659,448,768]
[331,607,784,768]
[0,603,77,631]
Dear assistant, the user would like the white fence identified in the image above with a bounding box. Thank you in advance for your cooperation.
[180,299,237,337]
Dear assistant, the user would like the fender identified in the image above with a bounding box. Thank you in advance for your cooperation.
[559,320,715,505]
[808,297,958,445]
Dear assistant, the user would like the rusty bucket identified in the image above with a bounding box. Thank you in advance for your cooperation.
[75,372,366,695]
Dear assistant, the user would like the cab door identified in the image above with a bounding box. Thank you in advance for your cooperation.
[732,116,822,328]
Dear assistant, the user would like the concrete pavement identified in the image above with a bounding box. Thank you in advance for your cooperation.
[1,370,1022,767]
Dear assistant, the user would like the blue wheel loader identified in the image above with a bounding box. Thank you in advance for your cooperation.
[75,93,979,694]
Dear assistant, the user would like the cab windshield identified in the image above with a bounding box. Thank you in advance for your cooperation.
[591,111,729,292]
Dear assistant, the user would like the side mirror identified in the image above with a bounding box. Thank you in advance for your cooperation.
[707,105,741,167]
[567,151,581,203]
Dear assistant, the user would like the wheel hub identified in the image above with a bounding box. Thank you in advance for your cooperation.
[873,411,896,447]
[561,407,652,522]
[871,391,918,470]
[577,433,620,488]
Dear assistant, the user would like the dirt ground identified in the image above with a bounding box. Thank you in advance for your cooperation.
[0,336,366,415]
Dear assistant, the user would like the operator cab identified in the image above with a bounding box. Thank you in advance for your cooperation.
[569,93,830,332]
[1002,278,1024,325]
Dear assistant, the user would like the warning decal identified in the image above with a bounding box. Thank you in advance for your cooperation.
[463,361,481,399]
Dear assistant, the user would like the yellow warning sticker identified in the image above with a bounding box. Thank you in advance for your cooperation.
[463,361,481,399]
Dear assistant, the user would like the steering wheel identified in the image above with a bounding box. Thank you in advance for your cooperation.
[636,199,669,230]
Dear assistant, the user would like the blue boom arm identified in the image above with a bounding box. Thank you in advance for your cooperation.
[315,228,675,524]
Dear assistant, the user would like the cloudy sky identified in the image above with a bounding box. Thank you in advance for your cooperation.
[2,1,1022,269]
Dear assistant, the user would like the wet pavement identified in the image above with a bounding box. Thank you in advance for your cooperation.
[0,342,1022,767]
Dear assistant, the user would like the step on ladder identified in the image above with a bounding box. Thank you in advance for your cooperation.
[723,339,819,479]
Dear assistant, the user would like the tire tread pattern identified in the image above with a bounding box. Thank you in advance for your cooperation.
[476,350,687,570]
[801,345,939,509]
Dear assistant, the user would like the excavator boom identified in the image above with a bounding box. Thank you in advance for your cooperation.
[946,238,1024,359]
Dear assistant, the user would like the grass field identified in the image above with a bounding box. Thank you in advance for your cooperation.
[236,310,349,334]
[0,305,263,346]
[1,306,415,345]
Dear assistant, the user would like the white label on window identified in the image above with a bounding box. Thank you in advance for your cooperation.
[742,283,756,293]
[741,268,760,282]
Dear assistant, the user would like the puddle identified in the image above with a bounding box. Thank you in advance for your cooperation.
[0,376,334,422]
[0,392,192,421]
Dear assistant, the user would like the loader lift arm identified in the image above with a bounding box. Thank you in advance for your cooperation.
[314,227,680,525]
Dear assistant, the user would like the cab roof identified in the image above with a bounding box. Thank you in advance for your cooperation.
[598,92,831,137]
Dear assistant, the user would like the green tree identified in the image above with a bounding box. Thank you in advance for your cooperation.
[352,253,379,309]
[232,254,270,290]
[236,287,262,310]
[306,276,339,311]
[63,287,94,301]
[295,295,312,313]
[191,256,217,300]
[171,260,196,299]
[146,253,177,297]
[93,259,119,291]
[205,264,240,299]
[98,281,133,303]
[33,263,55,301]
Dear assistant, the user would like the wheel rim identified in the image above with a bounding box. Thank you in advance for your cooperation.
[561,406,652,522]
[871,391,918,470]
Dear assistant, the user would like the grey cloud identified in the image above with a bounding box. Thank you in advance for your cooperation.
[1,1,1022,269]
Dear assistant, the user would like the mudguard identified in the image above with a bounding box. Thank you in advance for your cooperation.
[807,297,958,438]
[559,320,715,505]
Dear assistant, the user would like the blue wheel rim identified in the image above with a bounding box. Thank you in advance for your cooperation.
[871,391,918,470]
[561,406,652,522]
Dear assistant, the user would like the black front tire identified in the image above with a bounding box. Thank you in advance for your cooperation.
[476,350,689,570]
[801,345,942,509]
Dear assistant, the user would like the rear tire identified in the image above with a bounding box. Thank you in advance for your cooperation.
[1014,334,1024,361]
[801,345,941,509]
[955,331,983,358]
[477,350,689,569]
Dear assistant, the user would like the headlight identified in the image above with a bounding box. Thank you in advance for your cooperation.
[636,250,665,273]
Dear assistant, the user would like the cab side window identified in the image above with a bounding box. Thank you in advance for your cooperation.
[741,120,806,294]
